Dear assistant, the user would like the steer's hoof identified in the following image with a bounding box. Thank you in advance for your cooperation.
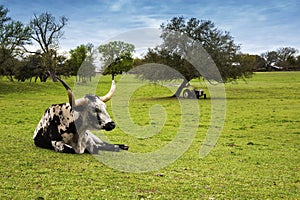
[117,144,129,151]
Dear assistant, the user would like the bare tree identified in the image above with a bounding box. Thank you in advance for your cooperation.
[29,12,68,81]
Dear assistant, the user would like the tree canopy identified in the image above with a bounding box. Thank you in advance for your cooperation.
[137,16,251,96]
[67,44,94,78]
[0,5,31,81]
[98,41,135,76]
[262,47,298,70]
[76,44,96,82]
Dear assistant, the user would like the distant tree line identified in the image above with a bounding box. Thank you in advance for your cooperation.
[1,5,299,84]
[261,47,299,71]
[0,5,98,82]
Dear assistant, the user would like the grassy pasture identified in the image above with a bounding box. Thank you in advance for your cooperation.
[0,72,299,199]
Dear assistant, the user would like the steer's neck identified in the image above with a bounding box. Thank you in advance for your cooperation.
[73,110,86,135]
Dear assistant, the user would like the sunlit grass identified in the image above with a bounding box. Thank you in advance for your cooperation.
[0,72,299,199]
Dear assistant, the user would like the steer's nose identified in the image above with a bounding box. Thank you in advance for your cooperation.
[104,121,115,131]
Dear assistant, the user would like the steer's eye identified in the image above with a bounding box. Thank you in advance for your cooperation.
[95,108,101,113]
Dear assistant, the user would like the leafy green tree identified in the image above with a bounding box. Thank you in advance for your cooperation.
[68,43,95,82]
[68,44,88,76]
[98,41,135,76]
[137,47,197,82]
[238,54,266,72]
[14,54,40,82]
[54,54,68,77]
[29,12,68,81]
[0,50,19,81]
[77,59,96,82]
[138,17,246,97]
[102,51,134,76]
[0,5,31,81]
[14,52,56,82]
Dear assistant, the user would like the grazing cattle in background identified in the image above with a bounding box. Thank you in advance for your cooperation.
[33,76,128,154]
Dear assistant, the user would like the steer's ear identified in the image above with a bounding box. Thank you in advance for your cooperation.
[56,77,76,107]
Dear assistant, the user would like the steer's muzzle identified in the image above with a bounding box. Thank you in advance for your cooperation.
[103,121,115,131]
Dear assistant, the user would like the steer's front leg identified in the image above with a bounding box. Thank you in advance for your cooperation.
[84,130,129,154]
[51,141,76,154]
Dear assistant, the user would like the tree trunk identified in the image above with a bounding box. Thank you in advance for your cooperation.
[8,74,14,82]
[171,79,189,98]
[49,70,57,82]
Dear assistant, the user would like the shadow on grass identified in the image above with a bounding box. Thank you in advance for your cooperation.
[133,96,210,101]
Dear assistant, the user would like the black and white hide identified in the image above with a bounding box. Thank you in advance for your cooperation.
[33,77,128,154]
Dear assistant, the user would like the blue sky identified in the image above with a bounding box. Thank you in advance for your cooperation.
[1,0,300,55]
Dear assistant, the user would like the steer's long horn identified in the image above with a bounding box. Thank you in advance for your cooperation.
[99,75,116,102]
[56,77,76,107]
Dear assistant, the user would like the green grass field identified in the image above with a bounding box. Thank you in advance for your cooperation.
[0,72,299,199]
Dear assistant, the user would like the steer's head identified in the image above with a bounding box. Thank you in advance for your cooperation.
[57,77,116,131]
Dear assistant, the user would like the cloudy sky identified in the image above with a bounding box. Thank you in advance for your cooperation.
[1,0,300,55]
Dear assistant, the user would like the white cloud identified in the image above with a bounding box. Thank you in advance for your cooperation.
[110,0,127,12]
[2,0,299,55]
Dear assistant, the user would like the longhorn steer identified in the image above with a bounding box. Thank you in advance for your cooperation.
[33,77,128,154]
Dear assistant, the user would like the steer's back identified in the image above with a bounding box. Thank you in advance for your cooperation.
[33,103,77,150]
